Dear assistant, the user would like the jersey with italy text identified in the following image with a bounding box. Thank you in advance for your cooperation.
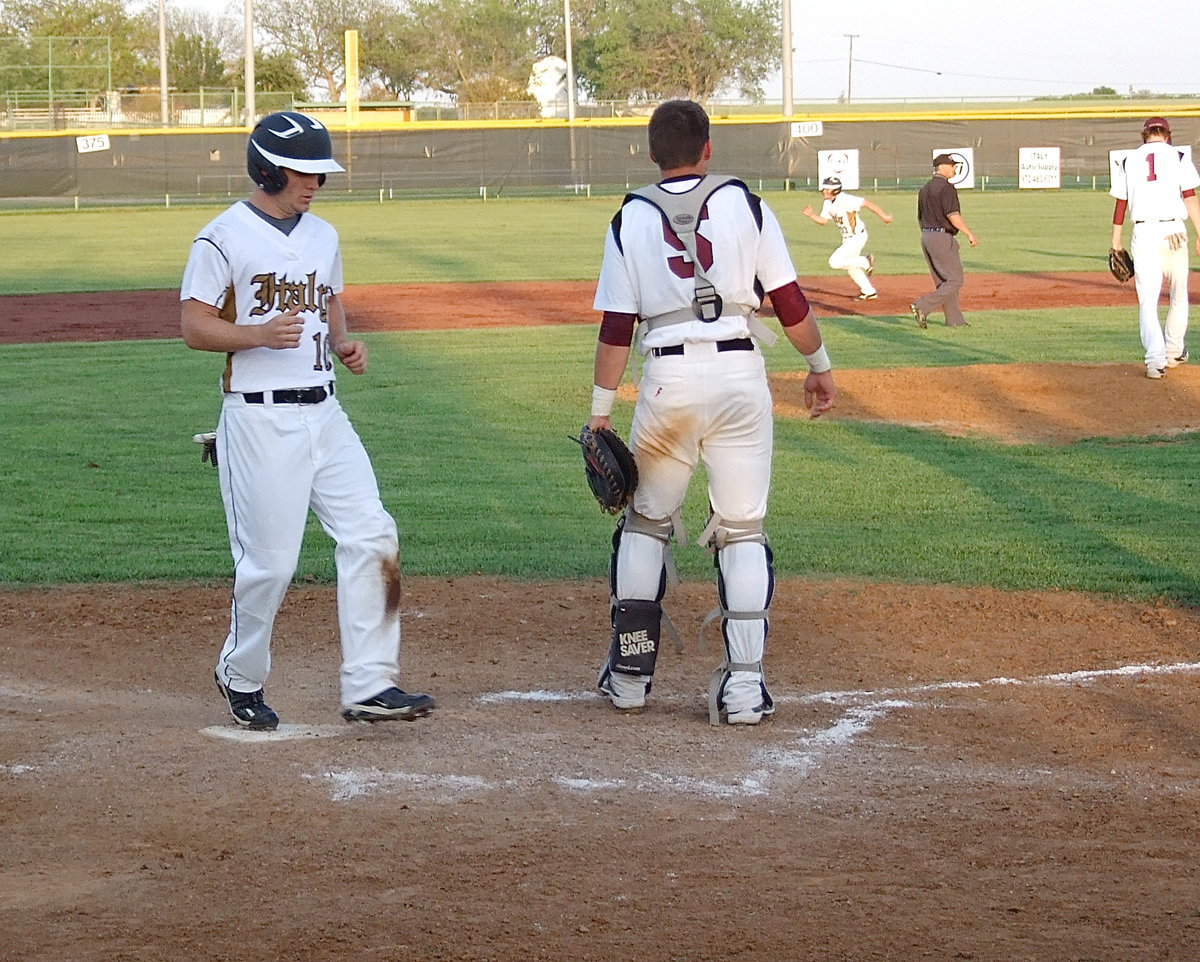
[180,201,344,393]
[820,192,868,238]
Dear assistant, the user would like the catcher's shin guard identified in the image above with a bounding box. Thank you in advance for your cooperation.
[703,535,775,725]
[598,598,663,710]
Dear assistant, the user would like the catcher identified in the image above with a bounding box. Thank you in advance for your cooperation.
[583,100,836,726]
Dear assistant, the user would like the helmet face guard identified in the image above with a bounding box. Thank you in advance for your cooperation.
[247,111,344,194]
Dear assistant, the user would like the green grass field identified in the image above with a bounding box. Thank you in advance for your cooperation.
[0,189,1116,294]
[4,190,1196,602]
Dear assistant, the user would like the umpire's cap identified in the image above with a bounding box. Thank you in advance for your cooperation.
[932,153,956,167]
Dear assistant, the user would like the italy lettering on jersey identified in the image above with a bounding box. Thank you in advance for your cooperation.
[180,201,344,393]
[1111,142,1200,224]
[820,192,868,239]
[593,176,797,351]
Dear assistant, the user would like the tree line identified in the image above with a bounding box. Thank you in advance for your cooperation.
[0,0,780,105]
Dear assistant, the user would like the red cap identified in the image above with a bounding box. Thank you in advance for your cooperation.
[1142,116,1171,135]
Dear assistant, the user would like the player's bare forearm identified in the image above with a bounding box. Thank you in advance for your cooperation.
[327,295,367,374]
[865,199,893,223]
[181,299,303,352]
[1111,224,1126,250]
[780,307,824,356]
[1184,195,1200,255]
[593,340,630,391]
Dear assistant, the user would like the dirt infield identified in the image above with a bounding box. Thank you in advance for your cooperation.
[4,276,1200,961]
[0,270,1159,344]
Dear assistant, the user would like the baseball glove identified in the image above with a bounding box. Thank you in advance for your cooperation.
[572,425,638,515]
[1109,248,1135,283]
[192,432,218,468]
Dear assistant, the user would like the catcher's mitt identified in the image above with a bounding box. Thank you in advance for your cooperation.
[192,432,218,468]
[1109,248,1135,283]
[572,425,638,515]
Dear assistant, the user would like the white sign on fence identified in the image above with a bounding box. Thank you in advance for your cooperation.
[817,149,860,190]
[76,134,110,154]
[791,121,824,139]
[1019,147,1061,188]
[933,148,975,189]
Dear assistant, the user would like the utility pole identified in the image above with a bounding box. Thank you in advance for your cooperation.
[782,0,793,116]
[844,33,858,103]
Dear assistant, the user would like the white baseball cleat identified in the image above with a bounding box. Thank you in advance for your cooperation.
[1147,366,1166,380]
[724,701,776,726]
[598,668,647,711]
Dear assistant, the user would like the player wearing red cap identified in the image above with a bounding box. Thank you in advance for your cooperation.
[1110,117,1200,378]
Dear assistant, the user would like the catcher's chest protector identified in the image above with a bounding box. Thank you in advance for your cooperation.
[626,175,746,323]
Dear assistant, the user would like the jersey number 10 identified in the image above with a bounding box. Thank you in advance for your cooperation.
[312,332,332,371]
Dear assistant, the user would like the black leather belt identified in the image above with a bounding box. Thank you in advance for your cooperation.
[651,337,754,358]
[243,383,334,405]
[1134,219,1178,224]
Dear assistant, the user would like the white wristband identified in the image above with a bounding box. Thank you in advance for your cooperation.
[591,384,617,417]
[803,344,832,374]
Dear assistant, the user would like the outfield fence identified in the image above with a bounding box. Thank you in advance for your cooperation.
[1,111,1197,208]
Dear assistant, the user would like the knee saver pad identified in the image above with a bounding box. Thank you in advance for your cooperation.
[608,598,662,677]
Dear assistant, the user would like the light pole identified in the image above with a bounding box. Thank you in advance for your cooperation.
[781,0,793,116]
[564,0,575,122]
[844,33,858,103]
[158,0,168,124]
[243,0,255,125]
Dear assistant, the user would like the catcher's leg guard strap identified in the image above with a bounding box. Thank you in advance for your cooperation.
[608,598,663,677]
[708,659,767,726]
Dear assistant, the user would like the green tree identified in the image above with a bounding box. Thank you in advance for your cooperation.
[254,0,373,99]
[0,0,157,90]
[574,0,779,102]
[379,0,544,102]
[226,49,306,94]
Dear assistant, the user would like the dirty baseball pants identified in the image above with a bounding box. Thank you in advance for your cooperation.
[915,229,968,326]
[1131,223,1190,369]
[614,342,774,715]
[214,394,403,706]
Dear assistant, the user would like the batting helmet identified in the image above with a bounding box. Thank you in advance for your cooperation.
[247,111,345,194]
[820,176,842,194]
[1142,116,1172,141]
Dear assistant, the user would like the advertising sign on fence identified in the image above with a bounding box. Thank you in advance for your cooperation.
[1019,147,1061,188]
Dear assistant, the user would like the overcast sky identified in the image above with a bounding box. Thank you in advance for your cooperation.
[177,0,1198,103]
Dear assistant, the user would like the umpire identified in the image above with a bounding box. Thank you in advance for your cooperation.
[911,154,978,328]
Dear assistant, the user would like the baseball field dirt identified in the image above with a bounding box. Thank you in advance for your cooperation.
[3,274,1199,961]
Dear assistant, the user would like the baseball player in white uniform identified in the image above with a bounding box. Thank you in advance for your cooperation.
[587,100,837,725]
[180,111,434,729]
[803,177,893,300]
[1110,116,1200,378]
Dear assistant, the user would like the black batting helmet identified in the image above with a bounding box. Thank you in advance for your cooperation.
[820,176,843,194]
[247,111,345,194]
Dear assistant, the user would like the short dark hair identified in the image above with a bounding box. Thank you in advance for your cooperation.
[647,100,710,171]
